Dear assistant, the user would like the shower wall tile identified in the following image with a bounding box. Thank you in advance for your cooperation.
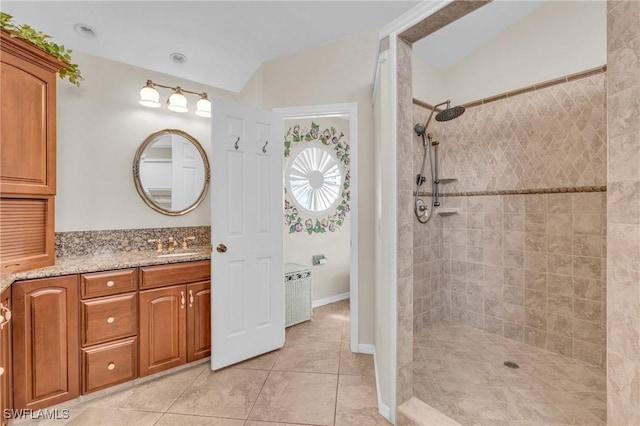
[437,193,607,367]
[413,74,606,194]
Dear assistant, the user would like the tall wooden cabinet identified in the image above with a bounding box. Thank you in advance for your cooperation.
[0,287,12,426]
[12,275,79,410]
[0,30,65,274]
[138,261,211,377]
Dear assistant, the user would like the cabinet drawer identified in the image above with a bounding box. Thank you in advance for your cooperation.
[140,260,210,290]
[81,269,137,299]
[81,337,137,394]
[81,293,137,347]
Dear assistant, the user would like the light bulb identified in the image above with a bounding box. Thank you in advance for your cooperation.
[139,81,160,108]
[195,95,211,118]
[167,89,188,113]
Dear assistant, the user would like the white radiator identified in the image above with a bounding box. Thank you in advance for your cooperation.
[285,263,312,327]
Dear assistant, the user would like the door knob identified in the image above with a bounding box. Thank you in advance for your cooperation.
[216,244,227,253]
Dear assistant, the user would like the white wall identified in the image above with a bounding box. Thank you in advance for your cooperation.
[284,117,351,303]
[255,31,379,344]
[374,54,393,412]
[412,0,607,104]
[55,52,237,231]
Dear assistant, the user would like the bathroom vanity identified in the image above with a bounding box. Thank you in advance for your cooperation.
[2,253,210,412]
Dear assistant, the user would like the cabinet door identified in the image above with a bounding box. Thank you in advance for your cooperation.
[12,276,79,410]
[0,287,12,426]
[187,281,211,362]
[139,285,186,377]
[0,32,59,195]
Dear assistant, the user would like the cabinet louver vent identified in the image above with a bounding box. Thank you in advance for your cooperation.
[0,198,47,260]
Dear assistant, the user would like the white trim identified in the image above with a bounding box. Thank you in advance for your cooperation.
[372,345,391,421]
[372,50,389,105]
[358,343,375,355]
[275,102,360,355]
[388,34,399,426]
[312,292,349,309]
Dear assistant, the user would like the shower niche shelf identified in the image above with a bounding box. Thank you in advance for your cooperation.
[437,178,457,184]
[436,208,459,216]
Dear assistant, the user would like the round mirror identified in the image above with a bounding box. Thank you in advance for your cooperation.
[133,129,210,216]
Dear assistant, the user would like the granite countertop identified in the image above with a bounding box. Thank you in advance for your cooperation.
[0,246,212,293]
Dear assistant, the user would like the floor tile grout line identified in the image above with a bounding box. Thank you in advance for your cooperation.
[159,364,209,418]
[245,368,273,423]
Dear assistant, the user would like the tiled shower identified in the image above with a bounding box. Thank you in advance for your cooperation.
[410,70,609,423]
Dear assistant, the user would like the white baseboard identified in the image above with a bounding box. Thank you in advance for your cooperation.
[312,291,350,308]
[358,343,374,355]
[372,345,391,421]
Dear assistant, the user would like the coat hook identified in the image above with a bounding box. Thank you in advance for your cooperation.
[234,137,240,150]
[262,140,268,153]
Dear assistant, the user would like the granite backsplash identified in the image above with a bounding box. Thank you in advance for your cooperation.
[55,226,211,258]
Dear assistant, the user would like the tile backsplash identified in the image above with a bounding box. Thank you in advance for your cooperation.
[55,226,211,258]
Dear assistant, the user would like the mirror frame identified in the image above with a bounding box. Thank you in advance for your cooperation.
[132,129,210,216]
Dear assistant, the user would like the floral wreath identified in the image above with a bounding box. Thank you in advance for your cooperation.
[284,122,350,234]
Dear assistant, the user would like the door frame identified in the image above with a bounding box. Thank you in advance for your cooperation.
[275,103,359,353]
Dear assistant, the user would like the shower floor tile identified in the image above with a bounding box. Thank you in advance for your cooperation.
[413,321,606,426]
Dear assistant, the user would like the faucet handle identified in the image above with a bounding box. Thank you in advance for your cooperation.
[182,236,196,250]
[148,239,163,252]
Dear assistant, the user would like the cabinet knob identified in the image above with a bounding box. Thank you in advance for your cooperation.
[106,316,115,324]
[106,280,115,287]
[107,363,116,371]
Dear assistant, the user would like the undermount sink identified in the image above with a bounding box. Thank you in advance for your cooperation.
[157,251,197,258]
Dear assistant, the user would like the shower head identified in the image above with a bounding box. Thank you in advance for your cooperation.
[414,99,465,137]
[435,105,465,122]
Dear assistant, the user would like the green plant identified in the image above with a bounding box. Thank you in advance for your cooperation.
[0,12,82,86]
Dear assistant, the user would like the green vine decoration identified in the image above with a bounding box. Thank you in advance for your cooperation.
[284,122,350,235]
[0,13,82,86]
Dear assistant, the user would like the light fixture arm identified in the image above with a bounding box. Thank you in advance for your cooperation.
[140,79,211,117]
[145,80,208,99]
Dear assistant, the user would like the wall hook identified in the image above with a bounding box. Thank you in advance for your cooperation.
[262,140,268,153]
[234,136,240,150]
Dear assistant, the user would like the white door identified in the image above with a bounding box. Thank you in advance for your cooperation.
[211,99,284,369]
[171,135,204,210]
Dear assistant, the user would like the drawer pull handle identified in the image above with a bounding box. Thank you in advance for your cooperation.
[0,367,4,376]
[107,363,116,371]
[106,281,115,287]
[181,291,185,309]
[189,290,194,308]
[107,316,115,324]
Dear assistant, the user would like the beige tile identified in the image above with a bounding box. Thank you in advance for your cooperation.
[335,375,389,426]
[340,347,375,376]
[87,364,205,411]
[156,413,244,425]
[66,407,162,425]
[168,368,268,419]
[249,371,337,425]
[232,349,281,371]
[285,320,342,343]
[272,341,340,374]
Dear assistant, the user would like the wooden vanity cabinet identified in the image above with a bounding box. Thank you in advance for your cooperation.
[80,269,138,394]
[138,260,211,377]
[0,287,12,426]
[0,31,66,274]
[12,275,79,410]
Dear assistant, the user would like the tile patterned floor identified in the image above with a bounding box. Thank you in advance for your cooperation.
[413,321,607,426]
[12,300,389,426]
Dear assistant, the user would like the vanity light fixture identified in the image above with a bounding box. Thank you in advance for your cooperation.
[138,80,211,118]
